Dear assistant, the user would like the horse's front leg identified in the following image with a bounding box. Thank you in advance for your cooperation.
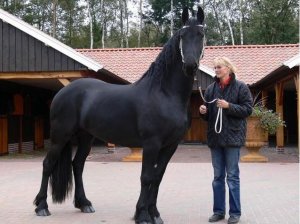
[148,143,178,224]
[135,140,161,224]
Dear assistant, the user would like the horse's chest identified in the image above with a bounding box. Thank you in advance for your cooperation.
[161,111,188,135]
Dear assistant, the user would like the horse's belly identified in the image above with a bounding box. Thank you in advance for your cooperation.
[84,116,142,147]
[93,129,142,148]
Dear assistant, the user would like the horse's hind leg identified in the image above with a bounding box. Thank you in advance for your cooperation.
[148,143,178,224]
[72,131,95,213]
[34,141,68,216]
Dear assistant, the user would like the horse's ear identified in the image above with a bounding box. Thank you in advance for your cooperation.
[182,7,189,25]
[197,6,204,24]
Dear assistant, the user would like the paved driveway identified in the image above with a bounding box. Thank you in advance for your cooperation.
[0,145,299,224]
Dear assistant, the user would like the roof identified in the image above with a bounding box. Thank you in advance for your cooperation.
[283,53,300,68]
[77,47,214,83]
[201,44,299,85]
[78,48,162,83]
[251,53,300,88]
[78,44,299,84]
[0,8,103,72]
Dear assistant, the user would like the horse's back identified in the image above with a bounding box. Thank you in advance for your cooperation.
[51,78,107,116]
[52,78,130,109]
[50,78,143,146]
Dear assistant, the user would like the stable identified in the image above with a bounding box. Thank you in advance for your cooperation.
[79,44,299,149]
[251,54,299,149]
[0,9,123,155]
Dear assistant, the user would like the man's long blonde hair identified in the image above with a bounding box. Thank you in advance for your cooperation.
[213,57,237,75]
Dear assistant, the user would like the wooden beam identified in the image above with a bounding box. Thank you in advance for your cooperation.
[275,82,284,149]
[58,78,70,86]
[261,90,268,107]
[259,72,295,91]
[0,71,82,79]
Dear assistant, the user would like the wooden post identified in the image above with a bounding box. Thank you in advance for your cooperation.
[107,142,115,153]
[19,115,23,153]
[0,116,8,155]
[294,73,299,151]
[122,147,143,162]
[275,82,284,152]
[13,94,24,154]
[261,90,268,107]
[35,117,44,149]
[261,90,269,143]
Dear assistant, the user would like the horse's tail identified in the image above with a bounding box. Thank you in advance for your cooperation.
[50,141,73,203]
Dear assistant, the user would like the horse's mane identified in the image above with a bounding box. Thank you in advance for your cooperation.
[134,18,201,88]
[134,31,180,86]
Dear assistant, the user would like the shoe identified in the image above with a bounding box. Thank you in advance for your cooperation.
[228,216,240,224]
[209,214,225,222]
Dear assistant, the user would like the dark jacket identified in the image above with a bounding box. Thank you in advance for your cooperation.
[202,74,253,148]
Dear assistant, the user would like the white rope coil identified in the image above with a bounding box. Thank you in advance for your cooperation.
[199,86,222,134]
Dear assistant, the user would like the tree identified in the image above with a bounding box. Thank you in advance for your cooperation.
[223,0,235,45]
[1,0,298,47]
[51,0,58,37]
[119,0,124,47]
[87,0,93,48]
[246,0,299,44]
[138,0,143,47]
[56,0,86,47]
[238,0,244,44]
[124,0,129,47]
[0,0,25,17]
[170,0,174,36]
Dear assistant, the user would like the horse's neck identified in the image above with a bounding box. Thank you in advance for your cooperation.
[137,54,194,106]
[162,60,194,105]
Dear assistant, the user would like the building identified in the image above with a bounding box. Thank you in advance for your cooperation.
[78,44,299,148]
[0,8,298,154]
[0,9,122,155]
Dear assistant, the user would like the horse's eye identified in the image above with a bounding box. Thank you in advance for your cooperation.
[180,29,187,37]
[197,31,204,37]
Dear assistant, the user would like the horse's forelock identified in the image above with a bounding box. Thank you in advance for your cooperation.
[186,17,202,26]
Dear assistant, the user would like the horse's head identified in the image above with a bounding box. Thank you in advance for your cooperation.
[179,6,205,76]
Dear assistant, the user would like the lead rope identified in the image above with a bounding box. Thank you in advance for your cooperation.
[198,86,223,134]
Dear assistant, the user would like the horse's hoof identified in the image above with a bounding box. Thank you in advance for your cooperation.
[153,216,164,224]
[80,205,95,213]
[35,208,51,216]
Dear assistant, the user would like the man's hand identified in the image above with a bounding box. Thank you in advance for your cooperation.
[199,105,207,114]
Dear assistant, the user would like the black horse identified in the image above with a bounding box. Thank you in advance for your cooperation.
[34,6,205,224]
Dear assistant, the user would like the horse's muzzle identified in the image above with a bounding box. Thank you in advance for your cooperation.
[183,63,198,76]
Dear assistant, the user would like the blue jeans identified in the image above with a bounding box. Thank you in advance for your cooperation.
[210,147,241,217]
